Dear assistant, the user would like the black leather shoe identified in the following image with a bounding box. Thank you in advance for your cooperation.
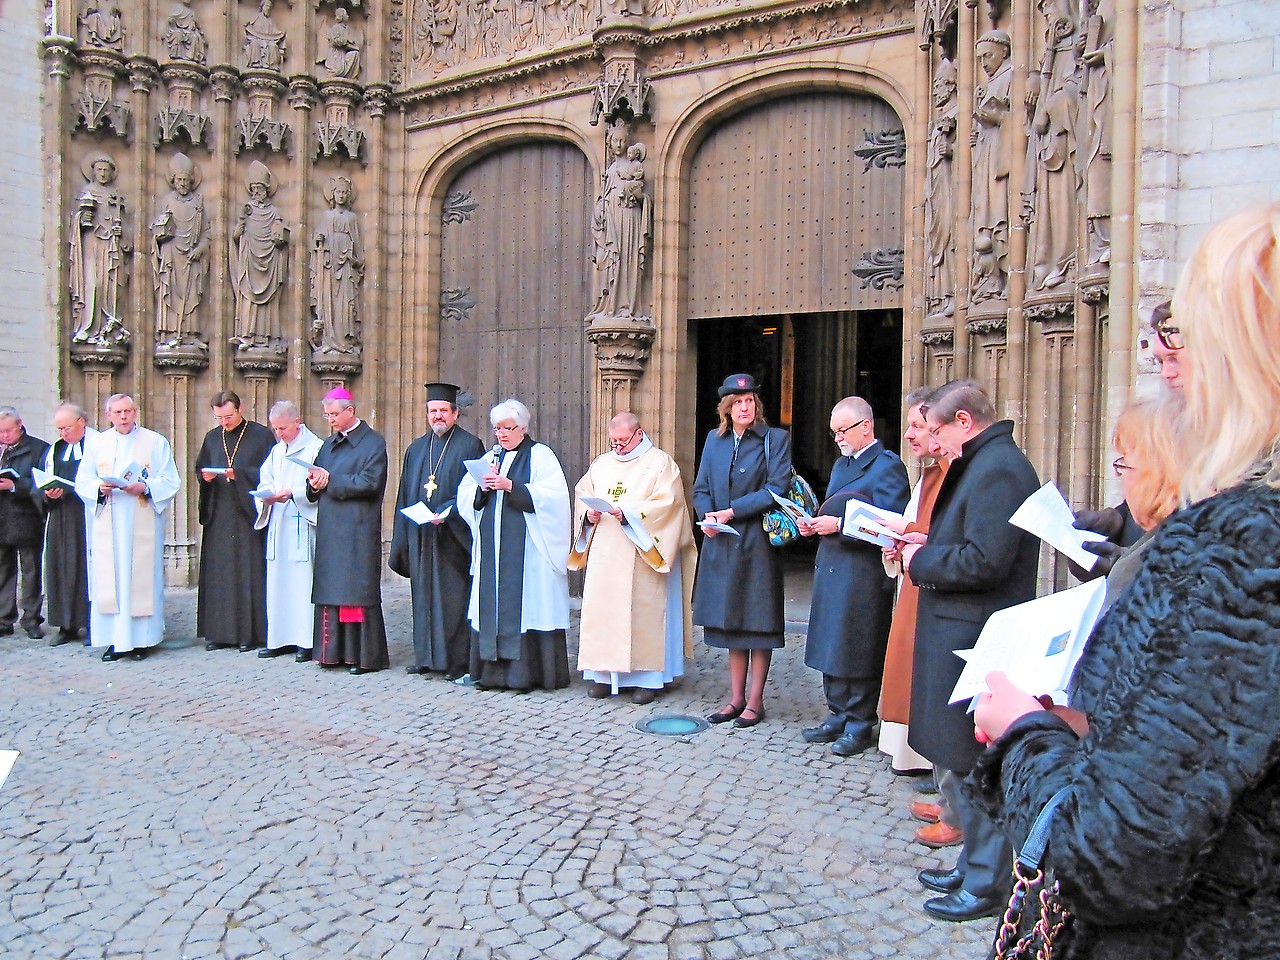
[404,665,429,675]
[258,647,292,658]
[733,706,765,729]
[349,665,369,675]
[830,731,874,757]
[919,866,964,894]
[801,717,845,743]
[205,641,220,652]
[922,889,1002,922]
[912,777,941,795]
[130,649,149,661]
[49,629,78,647]
[707,703,745,724]
[26,626,43,640]
[0,626,14,637]
[102,647,122,662]
[295,648,313,663]
[238,643,255,653]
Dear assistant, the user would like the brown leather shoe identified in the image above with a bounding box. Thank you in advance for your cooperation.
[915,821,964,848]
[910,801,943,823]
[586,682,611,699]
[630,687,657,705]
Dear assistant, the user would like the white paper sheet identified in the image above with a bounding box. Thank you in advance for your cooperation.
[463,457,495,486]
[949,578,1107,707]
[770,490,816,524]
[202,466,231,475]
[1009,482,1108,570]
[399,501,452,525]
[286,454,316,470]
[250,486,275,500]
[698,520,741,536]
[0,750,18,789]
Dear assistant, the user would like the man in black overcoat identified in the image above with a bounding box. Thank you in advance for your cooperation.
[195,390,275,652]
[0,407,50,639]
[389,382,484,679]
[39,403,96,644]
[899,379,1040,922]
[800,397,910,756]
[306,387,390,675]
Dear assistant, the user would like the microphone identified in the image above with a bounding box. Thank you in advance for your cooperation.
[489,443,503,464]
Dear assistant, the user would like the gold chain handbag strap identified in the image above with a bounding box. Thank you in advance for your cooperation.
[992,786,1074,960]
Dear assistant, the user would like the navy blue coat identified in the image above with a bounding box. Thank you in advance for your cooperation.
[907,420,1040,772]
[803,441,911,678]
[691,424,792,635]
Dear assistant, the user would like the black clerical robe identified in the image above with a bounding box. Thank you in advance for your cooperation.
[307,420,390,671]
[39,437,92,631]
[388,424,484,674]
[195,419,274,649]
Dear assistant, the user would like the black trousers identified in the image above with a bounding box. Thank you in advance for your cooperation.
[822,674,881,738]
[0,543,44,632]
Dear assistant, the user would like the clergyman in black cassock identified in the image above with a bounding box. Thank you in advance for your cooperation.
[0,409,50,639]
[307,389,390,675]
[388,382,484,678]
[38,403,97,643]
[195,392,275,651]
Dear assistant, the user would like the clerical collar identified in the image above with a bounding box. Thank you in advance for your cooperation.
[614,434,653,463]
[340,419,362,439]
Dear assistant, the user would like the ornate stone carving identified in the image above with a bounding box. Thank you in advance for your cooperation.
[128,55,159,94]
[918,327,955,347]
[590,59,652,127]
[587,316,656,378]
[442,191,478,223]
[230,161,290,373]
[79,0,125,50]
[925,58,958,322]
[363,82,393,118]
[288,76,319,111]
[69,151,132,365]
[1080,0,1114,284]
[209,64,239,102]
[162,0,208,64]
[74,50,132,141]
[970,29,1013,305]
[589,121,653,325]
[236,73,290,153]
[966,314,1007,335]
[243,0,287,72]
[156,63,211,147]
[918,0,956,49]
[315,81,365,160]
[41,36,77,79]
[411,0,594,74]
[1021,0,1080,294]
[317,9,362,80]
[1025,299,1074,323]
[152,152,211,366]
[853,128,906,170]
[309,177,364,371]
[440,287,476,322]
[852,248,905,290]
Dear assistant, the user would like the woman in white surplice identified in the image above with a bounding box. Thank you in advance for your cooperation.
[457,399,571,691]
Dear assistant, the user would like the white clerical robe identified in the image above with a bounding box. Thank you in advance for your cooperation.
[255,426,323,650]
[75,426,181,652]
[569,438,698,691]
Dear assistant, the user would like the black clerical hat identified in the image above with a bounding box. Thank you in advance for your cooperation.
[717,373,761,398]
[424,382,461,404]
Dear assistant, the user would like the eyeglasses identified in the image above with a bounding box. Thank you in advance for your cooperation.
[830,419,868,440]
[1154,319,1183,351]
[608,428,640,450]
[1112,456,1133,476]
[493,425,524,434]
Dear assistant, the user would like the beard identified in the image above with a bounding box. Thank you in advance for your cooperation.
[430,421,450,436]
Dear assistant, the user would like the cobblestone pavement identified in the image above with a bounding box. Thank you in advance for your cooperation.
[1,581,992,960]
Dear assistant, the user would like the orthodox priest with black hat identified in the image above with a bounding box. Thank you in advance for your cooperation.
[389,382,485,679]
[306,387,390,675]
[195,390,274,652]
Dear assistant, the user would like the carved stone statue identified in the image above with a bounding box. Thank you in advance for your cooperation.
[1022,0,1081,292]
[1080,0,1114,273]
[317,9,362,80]
[163,0,207,63]
[589,123,653,322]
[69,152,131,346]
[243,0,286,72]
[152,152,211,348]
[412,0,595,72]
[309,177,364,356]
[79,0,125,49]
[231,161,290,353]
[925,58,958,320]
[970,30,1013,304]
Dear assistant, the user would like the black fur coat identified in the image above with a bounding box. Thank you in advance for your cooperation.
[970,483,1280,960]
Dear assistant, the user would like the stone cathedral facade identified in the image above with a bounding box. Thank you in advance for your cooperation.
[15,0,1280,582]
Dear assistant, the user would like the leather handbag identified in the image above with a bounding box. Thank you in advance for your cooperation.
[760,431,819,547]
[992,786,1074,959]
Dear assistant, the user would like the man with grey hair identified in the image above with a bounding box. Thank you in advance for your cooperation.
[799,397,910,755]
[75,394,182,661]
[39,402,98,644]
[0,406,50,639]
[254,400,323,661]
[389,382,485,679]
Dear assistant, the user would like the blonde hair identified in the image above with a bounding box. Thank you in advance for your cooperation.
[1174,203,1280,502]
[1113,395,1183,530]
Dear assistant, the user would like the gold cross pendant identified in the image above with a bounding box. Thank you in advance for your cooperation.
[425,475,438,498]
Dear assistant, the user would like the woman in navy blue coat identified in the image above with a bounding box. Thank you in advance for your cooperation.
[691,374,793,728]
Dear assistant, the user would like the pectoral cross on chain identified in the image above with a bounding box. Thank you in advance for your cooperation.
[424,475,438,498]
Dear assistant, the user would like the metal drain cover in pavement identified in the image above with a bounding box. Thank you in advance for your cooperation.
[635,714,709,737]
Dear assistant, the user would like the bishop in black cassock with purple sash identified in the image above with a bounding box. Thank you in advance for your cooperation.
[307,388,390,675]
[389,382,484,678]
[195,391,274,652]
